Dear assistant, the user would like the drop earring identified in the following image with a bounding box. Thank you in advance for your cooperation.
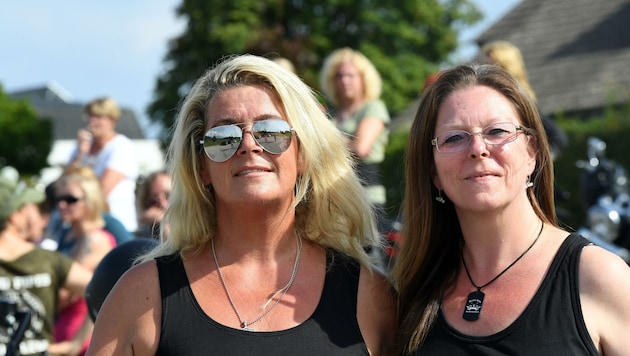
[435,190,445,204]
[526,176,534,188]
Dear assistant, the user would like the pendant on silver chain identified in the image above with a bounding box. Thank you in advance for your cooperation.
[241,322,255,332]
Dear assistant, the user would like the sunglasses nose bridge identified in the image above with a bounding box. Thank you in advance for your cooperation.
[238,128,264,153]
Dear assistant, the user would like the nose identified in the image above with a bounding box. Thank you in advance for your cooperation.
[237,129,263,156]
[468,132,490,158]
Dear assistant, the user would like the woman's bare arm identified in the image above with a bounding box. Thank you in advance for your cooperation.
[86,261,162,356]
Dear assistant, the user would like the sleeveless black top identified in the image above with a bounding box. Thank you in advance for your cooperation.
[155,250,369,355]
[417,233,600,355]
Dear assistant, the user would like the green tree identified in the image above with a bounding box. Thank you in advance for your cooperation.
[147,0,482,142]
[0,85,53,176]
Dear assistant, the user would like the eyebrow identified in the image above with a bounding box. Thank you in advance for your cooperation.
[209,115,285,127]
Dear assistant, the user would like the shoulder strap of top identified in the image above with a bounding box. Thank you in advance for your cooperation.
[156,254,188,299]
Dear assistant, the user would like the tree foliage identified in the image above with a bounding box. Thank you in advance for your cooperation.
[147,0,482,142]
[0,85,53,176]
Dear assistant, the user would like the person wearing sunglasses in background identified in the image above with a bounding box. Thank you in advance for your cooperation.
[392,64,630,355]
[135,170,172,240]
[87,55,396,355]
[51,167,117,355]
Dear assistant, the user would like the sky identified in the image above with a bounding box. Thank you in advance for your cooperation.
[0,0,519,138]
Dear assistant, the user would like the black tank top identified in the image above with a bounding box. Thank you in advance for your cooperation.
[155,250,369,355]
[417,233,600,355]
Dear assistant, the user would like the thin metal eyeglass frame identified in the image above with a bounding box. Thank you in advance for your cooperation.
[431,122,528,153]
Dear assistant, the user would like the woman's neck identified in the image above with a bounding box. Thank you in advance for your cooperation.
[337,100,365,121]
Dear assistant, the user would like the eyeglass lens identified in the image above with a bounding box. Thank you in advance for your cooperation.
[200,119,294,162]
[433,122,523,153]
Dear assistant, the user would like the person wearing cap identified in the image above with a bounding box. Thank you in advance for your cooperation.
[0,167,93,356]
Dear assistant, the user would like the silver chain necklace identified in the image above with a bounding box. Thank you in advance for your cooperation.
[211,233,302,331]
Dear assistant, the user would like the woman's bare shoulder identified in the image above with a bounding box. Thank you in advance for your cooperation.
[358,266,398,355]
[579,244,630,354]
[88,260,161,355]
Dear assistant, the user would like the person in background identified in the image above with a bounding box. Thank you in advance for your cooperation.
[52,168,117,355]
[392,64,630,355]
[271,56,296,74]
[47,170,134,247]
[87,54,396,355]
[67,96,139,232]
[480,40,568,160]
[0,166,93,356]
[22,196,53,247]
[319,47,391,237]
[135,170,171,240]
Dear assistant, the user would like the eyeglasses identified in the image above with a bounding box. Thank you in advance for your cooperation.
[431,122,528,153]
[199,119,295,162]
[55,195,83,205]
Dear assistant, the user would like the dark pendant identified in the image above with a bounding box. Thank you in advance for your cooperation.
[463,290,485,321]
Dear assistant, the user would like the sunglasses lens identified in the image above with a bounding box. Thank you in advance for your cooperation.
[202,125,244,163]
[201,120,294,162]
[56,195,80,204]
[251,120,293,154]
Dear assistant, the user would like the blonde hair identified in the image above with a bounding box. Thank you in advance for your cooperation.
[319,47,383,106]
[55,167,107,226]
[271,57,296,74]
[141,55,379,266]
[481,41,537,103]
[84,97,121,121]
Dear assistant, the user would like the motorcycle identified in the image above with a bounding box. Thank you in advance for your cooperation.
[576,137,630,263]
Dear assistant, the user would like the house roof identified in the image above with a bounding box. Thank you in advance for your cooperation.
[9,83,146,140]
[476,0,630,117]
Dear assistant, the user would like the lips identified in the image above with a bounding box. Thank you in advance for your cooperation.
[234,166,271,176]
[466,171,498,180]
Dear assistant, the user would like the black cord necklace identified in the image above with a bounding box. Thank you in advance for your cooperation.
[461,221,544,321]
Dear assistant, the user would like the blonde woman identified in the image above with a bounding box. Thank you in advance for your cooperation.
[319,48,390,236]
[88,55,396,355]
[53,167,116,355]
[68,97,138,232]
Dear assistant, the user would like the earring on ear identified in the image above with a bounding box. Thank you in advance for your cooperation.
[435,190,445,204]
[526,176,534,188]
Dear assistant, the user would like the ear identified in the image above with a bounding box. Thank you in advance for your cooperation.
[200,159,212,186]
[432,168,443,190]
[525,135,538,176]
[297,152,305,175]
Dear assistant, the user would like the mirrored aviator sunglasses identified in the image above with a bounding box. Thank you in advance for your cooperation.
[199,119,295,162]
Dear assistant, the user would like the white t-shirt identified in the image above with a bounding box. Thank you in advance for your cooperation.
[69,134,138,232]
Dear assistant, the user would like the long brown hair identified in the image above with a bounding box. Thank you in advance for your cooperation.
[392,64,557,354]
